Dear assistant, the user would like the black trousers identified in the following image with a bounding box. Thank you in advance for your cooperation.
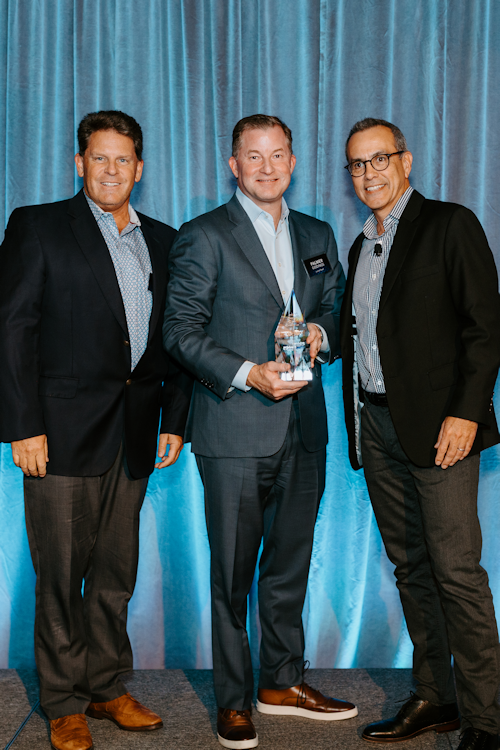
[196,402,326,710]
[24,444,148,719]
[361,398,500,734]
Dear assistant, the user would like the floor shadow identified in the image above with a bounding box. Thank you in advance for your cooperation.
[14,668,50,743]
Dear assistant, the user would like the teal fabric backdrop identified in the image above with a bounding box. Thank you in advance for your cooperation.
[1,0,499,670]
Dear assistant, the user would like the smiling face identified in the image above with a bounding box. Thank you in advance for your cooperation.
[228,125,296,214]
[346,125,412,225]
[74,129,143,213]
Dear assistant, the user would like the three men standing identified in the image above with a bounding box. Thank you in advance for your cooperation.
[341,118,500,750]
[163,114,355,748]
[0,111,192,750]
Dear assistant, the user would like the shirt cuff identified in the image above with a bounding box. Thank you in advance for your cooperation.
[231,361,257,392]
[313,323,330,364]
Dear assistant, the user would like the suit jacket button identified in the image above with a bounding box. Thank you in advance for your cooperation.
[124,340,130,346]
[126,379,132,386]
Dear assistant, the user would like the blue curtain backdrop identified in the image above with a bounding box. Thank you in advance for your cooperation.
[1,0,500,670]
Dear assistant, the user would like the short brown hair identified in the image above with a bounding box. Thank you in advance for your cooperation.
[232,114,293,157]
[345,118,408,161]
[77,110,143,160]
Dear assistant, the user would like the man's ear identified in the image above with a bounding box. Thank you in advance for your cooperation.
[402,150,413,178]
[74,153,84,178]
[228,156,239,179]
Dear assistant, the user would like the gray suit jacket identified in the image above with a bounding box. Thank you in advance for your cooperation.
[163,194,345,458]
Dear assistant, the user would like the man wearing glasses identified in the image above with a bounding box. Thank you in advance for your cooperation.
[340,118,500,750]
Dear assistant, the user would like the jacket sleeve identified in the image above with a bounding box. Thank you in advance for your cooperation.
[0,208,48,442]
[159,357,193,438]
[445,206,500,425]
[162,221,247,400]
[308,221,346,362]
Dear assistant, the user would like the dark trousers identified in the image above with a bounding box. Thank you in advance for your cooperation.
[24,444,148,719]
[361,398,500,734]
[196,402,326,710]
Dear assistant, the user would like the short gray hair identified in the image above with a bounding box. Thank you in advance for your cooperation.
[345,118,408,161]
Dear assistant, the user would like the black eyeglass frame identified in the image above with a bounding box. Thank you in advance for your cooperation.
[344,151,405,176]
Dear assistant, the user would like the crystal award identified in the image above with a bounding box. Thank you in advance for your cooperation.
[275,291,313,381]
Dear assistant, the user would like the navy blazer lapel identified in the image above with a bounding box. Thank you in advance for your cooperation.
[67,191,128,335]
[288,212,309,310]
[138,214,166,344]
[379,190,425,312]
[226,195,284,310]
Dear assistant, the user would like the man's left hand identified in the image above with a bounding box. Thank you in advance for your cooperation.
[434,416,478,469]
[155,433,184,469]
[306,323,323,367]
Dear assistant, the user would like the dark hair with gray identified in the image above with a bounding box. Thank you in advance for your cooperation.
[232,114,293,157]
[77,110,143,160]
[345,118,408,161]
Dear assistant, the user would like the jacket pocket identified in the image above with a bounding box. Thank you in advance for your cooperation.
[38,376,79,398]
[401,264,439,281]
[428,362,457,391]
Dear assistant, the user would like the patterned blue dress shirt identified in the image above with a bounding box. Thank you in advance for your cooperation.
[86,194,153,371]
[353,186,413,393]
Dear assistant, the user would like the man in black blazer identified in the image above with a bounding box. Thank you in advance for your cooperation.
[340,118,500,750]
[164,115,354,749]
[0,111,191,750]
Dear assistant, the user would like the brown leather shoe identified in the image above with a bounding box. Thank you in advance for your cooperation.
[86,692,162,731]
[50,714,93,750]
[217,708,259,749]
[257,682,358,721]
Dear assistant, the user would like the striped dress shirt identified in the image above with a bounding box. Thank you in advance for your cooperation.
[353,186,414,394]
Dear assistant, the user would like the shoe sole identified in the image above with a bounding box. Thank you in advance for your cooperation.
[51,746,93,750]
[217,731,259,748]
[361,718,461,742]
[256,700,358,721]
[86,710,163,731]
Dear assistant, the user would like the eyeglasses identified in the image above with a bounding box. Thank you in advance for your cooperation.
[344,151,405,177]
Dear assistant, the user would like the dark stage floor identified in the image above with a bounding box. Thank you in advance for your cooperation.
[1,668,468,750]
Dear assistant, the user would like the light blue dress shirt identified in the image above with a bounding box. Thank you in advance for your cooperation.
[86,194,153,371]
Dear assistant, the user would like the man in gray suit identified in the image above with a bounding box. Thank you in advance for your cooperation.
[163,114,354,749]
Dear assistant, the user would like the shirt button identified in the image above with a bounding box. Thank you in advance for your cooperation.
[377,380,382,385]
[372,345,377,350]
[371,310,376,315]
[278,262,282,267]
[126,379,132,386]
[372,274,376,280]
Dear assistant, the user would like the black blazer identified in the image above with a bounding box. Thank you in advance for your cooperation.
[340,190,500,469]
[0,190,192,478]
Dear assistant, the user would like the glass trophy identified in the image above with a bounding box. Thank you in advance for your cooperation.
[275,291,313,381]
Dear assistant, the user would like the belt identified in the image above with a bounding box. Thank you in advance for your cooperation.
[361,387,388,407]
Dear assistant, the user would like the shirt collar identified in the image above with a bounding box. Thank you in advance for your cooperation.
[236,187,289,228]
[363,185,414,240]
[85,192,141,227]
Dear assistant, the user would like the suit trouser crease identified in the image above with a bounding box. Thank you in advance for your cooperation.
[360,399,500,733]
[197,402,326,710]
[24,443,147,719]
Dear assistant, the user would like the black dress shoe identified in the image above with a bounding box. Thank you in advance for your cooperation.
[362,693,460,742]
[457,728,500,749]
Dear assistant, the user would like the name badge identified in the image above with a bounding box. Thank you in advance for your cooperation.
[302,253,332,277]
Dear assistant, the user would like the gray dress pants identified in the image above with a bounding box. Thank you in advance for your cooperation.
[360,398,500,734]
[24,444,148,719]
[196,401,326,710]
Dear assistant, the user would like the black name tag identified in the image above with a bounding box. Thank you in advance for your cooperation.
[302,253,332,277]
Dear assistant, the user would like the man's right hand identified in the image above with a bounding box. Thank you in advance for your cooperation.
[246,361,308,401]
[11,435,49,477]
